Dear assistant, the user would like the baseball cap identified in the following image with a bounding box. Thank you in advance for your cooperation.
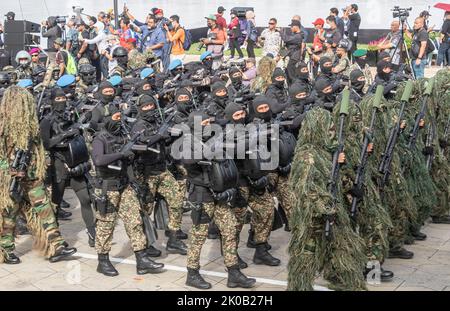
[54,38,64,46]
[420,10,431,17]
[5,12,15,18]
[312,18,325,26]
[205,14,217,21]
[154,9,164,15]
[218,6,226,13]
[289,20,301,27]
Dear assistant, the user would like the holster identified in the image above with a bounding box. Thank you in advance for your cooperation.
[190,203,210,226]
[9,177,24,204]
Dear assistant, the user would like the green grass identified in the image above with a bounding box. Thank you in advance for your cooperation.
[185,42,369,57]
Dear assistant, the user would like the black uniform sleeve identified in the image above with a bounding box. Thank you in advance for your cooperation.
[92,138,123,166]
[39,117,65,150]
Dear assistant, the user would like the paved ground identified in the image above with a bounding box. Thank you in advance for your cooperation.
[1,188,450,291]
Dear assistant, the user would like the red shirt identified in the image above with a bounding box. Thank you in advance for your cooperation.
[215,14,227,30]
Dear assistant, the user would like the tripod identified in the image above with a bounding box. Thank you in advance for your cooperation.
[391,16,416,79]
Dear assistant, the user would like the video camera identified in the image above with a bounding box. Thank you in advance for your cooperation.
[392,6,412,20]
[55,16,68,24]
[72,6,85,15]
[220,59,246,71]
[197,32,217,51]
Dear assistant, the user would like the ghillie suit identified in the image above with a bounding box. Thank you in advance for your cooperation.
[334,93,392,266]
[251,56,276,94]
[0,86,66,262]
[288,107,367,291]
[376,87,417,252]
[428,69,450,219]
[394,80,438,240]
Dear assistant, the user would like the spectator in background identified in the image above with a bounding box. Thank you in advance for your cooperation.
[330,8,345,36]
[408,17,429,78]
[65,19,80,56]
[41,17,62,65]
[103,35,121,76]
[242,57,257,86]
[437,11,450,67]
[216,6,228,30]
[244,10,258,58]
[344,4,361,55]
[259,18,282,58]
[324,16,342,51]
[82,19,110,78]
[75,21,91,63]
[54,38,68,77]
[201,15,226,70]
[281,19,303,84]
[117,17,134,51]
[164,15,186,62]
[376,20,402,70]
[312,18,325,52]
[0,22,4,47]
[141,16,165,62]
[420,10,434,32]
[228,12,244,59]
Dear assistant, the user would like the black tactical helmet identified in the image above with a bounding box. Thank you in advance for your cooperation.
[79,64,96,75]
[0,71,11,87]
[112,46,128,58]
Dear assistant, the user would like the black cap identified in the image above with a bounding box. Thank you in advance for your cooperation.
[420,10,431,17]
[217,6,226,13]
[289,20,301,27]
[5,11,15,18]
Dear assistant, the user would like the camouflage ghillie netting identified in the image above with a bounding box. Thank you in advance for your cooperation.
[288,107,367,291]
[394,80,438,236]
[251,56,276,93]
[0,86,50,260]
[334,96,392,263]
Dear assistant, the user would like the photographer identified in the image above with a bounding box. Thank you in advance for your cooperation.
[41,17,63,65]
[164,15,186,63]
[200,15,226,70]
[329,8,345,36]
[376,20,402,70]
[259,18,281,58]
[408,17,429,78]
[437,11,450,67]
[324,16,342,51]
[343,4,361,55]
[280,19,303,84]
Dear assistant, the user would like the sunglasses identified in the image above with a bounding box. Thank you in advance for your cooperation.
[269,22,276,25]
[31,54,39,57]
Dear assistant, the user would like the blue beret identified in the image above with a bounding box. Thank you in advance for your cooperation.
[17,79,33,88]
[108,75,123,86]
[140,67,155,79]
[200,51,212,62]
[168,59,182,71]
[57,75,76,87]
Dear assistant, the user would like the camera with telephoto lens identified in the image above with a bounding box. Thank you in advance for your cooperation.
[162,20,174,31]
[55,16,68,24]
[72,6,84,14]
[198,32,217,50]
[392,6,412,19]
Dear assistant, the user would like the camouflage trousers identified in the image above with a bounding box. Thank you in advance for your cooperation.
[187,202,238,270]
[0,181,65,260]
[240,186,275,244]
[94,185,147,254]
[136,170,184,231]
[268,173,293,220]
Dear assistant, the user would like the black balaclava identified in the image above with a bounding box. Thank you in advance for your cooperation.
[271,67,286,88]
[137,95,159,123]
[225,102,246,124]
[116,55,129,67]
[315,77,334,101]
[104,106,121,136]
[203,58,213,71]
[252,96,273,122]
[229,67,243,89]
[289,82,310,105]
[377,60,392,82]
[188,111,213,142]
[295,61,309,82]
[98,81,116,104]
[211,81,228,108]
[51,87,67,114]
[319,56,333,75]
[355,57,367,69]
[136,80,153,96]
[350,69,366,91]
[175,88,194,116]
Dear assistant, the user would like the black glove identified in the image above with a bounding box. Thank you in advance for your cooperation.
[439,139,448,149]
[121,149,135,160]
[349,186,364,199]
[214,188,237,203]
[63,127,79,138]
[278,164,291,176]
[422,146,434,156]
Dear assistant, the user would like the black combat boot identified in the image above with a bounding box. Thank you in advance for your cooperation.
[60,199,71,209]
[86,228,95,248]
[135,250,164,274]
[49,245,77,263]
[146,245,162,257]
[227,265,256,288]
[166,230,188,255]
[388,247,414,259]
[412,231,427,241]
[96,253,119,276]
[165,229,188,240]
[246,229,271,250]
[56,208,72,220]
[207,222,219,239]
[253,243,281,266]
[380,267,394,282]
[186,268,212,289]
[3,252,21,264]
[432,215,450,224]
[237,254,248,269]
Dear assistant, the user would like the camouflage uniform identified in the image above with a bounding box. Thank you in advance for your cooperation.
[15,66,33,80]
[240,186,274,243]
[128,49,148,71]
[333,55,351,79]
[268,173,293,220]
[94,185,147,254]
[349,62,373,93]
[136,170,184,231]
[187,202,239,270]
